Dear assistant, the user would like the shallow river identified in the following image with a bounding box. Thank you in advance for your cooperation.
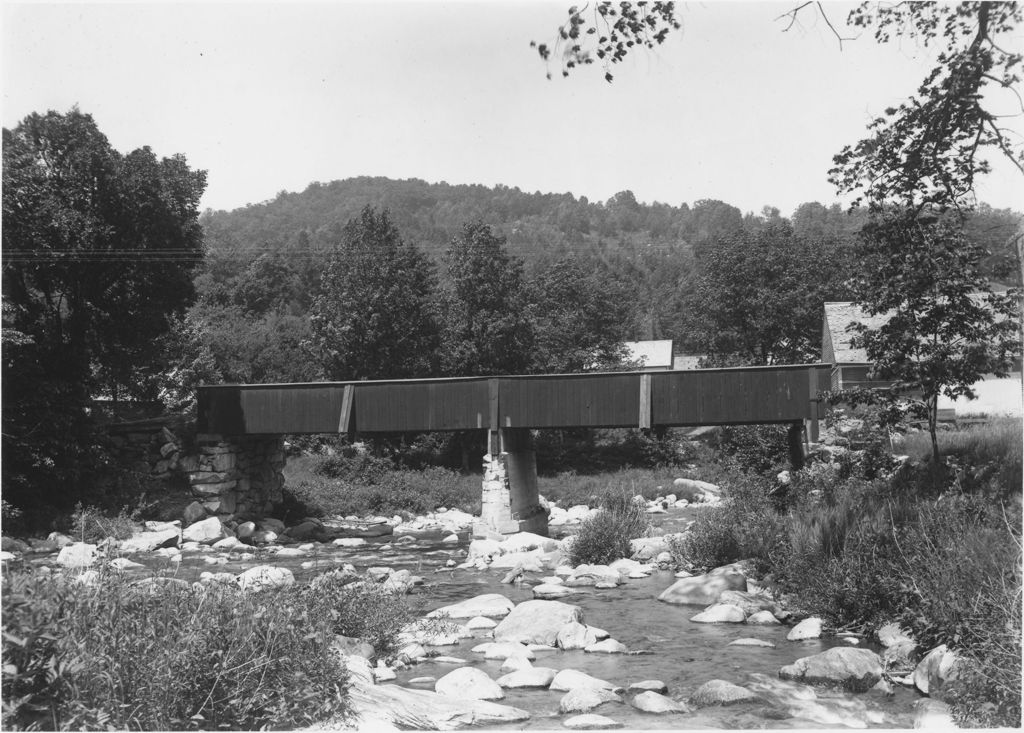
[129,508,921,729]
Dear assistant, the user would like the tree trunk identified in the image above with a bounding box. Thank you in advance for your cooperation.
[927,395,940,464]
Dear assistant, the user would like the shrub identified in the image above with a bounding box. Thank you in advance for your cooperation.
[668,469,787,574]
[1,570,349,731]
[568,490,651,566]
[305,571,415,657]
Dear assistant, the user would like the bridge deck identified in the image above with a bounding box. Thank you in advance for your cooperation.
[197,364,830,436]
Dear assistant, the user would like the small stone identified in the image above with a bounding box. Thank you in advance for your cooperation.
[237,565,294,591]
[728,638,776,648]
[56,543,97,569]
[550,669,620,693]
[442,533,459,543]
[628,680,668,694]
[497,666,557,688]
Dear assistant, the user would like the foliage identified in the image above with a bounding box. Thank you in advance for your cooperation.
[309,206,439,380]
[534,428,692,476]
[527,256,635,373]
[713,424,790,474]
[2,108,206,519]
[687,223,852,364]
[306,571,416,657]
[831,3,1024,210]
[668,470,787,573]
[69,504,140,543]
[538,466,691,509]
[531,1,680,82]
[567,490,650,566]
[440,221,533,376]
[844,210,1022,462]
[1,570,349,731]
[284,458,480,519]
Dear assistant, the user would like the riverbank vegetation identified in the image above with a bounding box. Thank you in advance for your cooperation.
[0,567,422,731]
[672,418,1022,727]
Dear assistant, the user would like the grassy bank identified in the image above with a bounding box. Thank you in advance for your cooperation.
[1,568,414,731]
[672,421,1022,727]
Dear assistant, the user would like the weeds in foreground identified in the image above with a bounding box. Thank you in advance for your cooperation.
[1,567,420,731]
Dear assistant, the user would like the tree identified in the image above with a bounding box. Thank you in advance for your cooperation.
[527,256,635,373]
[440,222,533,376]
[844,210,1021,463]
[686,223,851,365]
[2,108,207,517]
[309,206,439,380]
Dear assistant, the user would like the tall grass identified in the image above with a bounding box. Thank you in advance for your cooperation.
[1,568,418,731]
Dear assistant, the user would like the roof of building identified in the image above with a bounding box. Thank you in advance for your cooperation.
[823,302,892,364]
[623,340,674,368]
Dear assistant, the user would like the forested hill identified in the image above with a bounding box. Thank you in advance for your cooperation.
[199,175,864,266]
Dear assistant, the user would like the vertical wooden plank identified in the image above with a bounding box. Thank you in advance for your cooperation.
[807,367,820,442]
[338,384,354,434]
[639,373,652,429]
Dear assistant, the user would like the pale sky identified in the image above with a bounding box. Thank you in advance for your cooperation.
[3,1,1023,216]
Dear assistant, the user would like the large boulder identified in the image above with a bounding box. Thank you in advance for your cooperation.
[429,594,515,619]
[688,679,761,707]
[913,699,955,728]
[500,532,558,554]
[657,571,746,606]
[494,600,584,646]
[559,688,622,714]
[435,667,504,700]
[717,590,780,617]
[565,565,621,588]
[778,647,883,692]
[629,536,670,561]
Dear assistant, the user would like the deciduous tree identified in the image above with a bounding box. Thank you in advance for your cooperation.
[309,206,439,380]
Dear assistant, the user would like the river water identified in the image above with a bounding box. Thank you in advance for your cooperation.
[136,507,920,729]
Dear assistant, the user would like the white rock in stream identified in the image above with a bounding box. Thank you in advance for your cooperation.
[778,647,883,691]
[562,713,622,729]
[728,638,776,648]
[533,583,574,600]
[628,680,668,694]
[690,604,746,624]
[435,667,504,700]
[584,639,627,654]
[494,599,584,646]
[657,571,746,606]
[56,543,98,568]
[746,610,781,625]
[630,691,690,714]
[429,593,515,619]
[689,679,761,707]
[550,669,621,693]
[346,677,530,729]
[787,617,823,641]
[559,688,622,713]
[237,565,294,591]
[497,667,557,688]
[466,616,497,630]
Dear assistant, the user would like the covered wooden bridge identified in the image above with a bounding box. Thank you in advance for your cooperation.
[197,363,829,537]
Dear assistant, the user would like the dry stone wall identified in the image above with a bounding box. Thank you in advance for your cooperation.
[105,418,285,522]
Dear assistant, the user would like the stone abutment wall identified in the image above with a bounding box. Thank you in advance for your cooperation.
[105,418,284,523]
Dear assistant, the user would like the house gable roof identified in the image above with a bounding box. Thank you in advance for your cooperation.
[823,302,891,364]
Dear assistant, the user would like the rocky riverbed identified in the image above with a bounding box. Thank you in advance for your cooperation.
[1,487,957,730]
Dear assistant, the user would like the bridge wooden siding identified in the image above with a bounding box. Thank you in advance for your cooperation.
[197,363,830,437]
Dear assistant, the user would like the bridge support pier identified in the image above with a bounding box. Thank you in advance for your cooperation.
[473,428,549,539]
[787,421,806,471]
